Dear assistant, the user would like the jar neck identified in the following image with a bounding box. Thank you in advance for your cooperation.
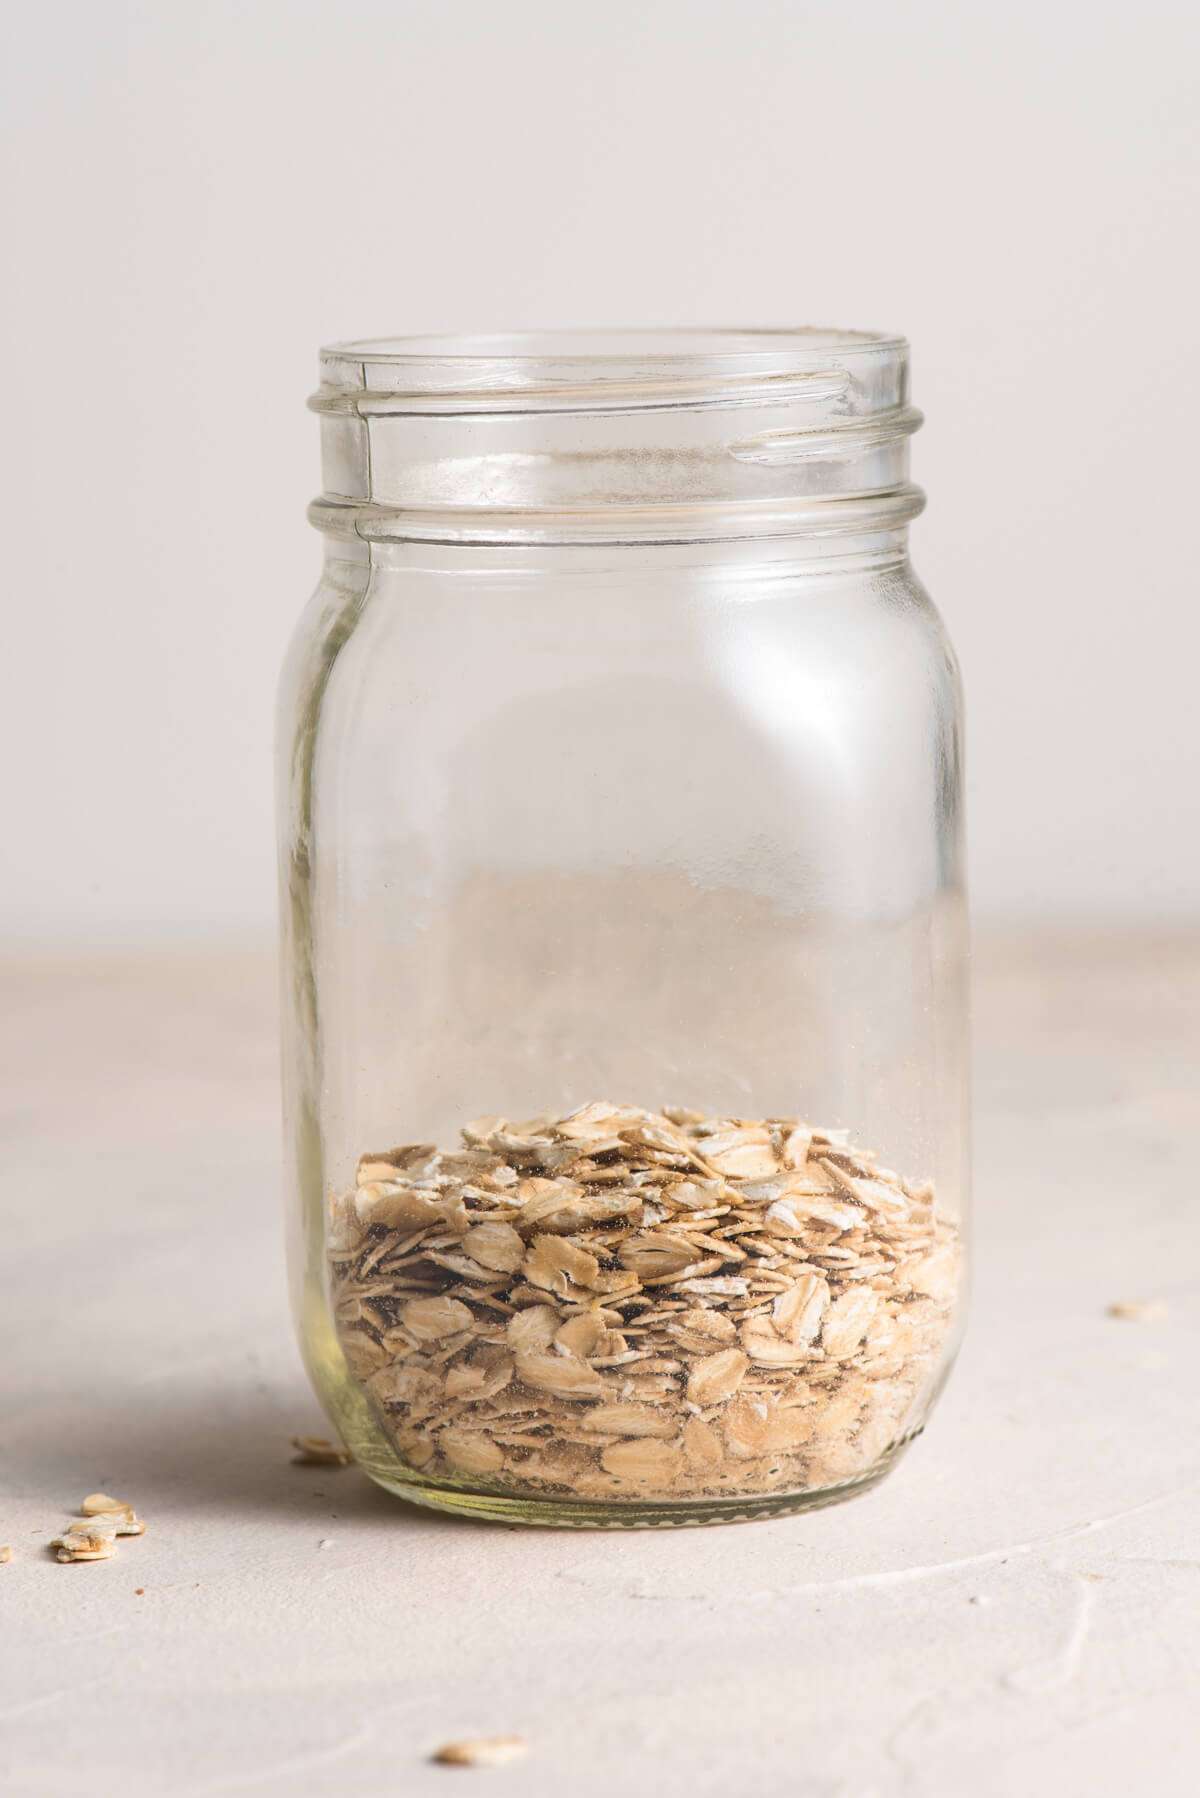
[309,329,924,549]
[322,529,915,581]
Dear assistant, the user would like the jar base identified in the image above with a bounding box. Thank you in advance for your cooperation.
[356,1435,917,1530]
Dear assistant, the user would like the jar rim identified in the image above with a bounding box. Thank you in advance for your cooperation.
[324,326,906,363]
[318,326,907,410]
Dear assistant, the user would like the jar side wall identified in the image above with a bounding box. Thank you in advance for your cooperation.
[276,549,374,1441]
[283,544,970,1515]
[310,555,967,1175]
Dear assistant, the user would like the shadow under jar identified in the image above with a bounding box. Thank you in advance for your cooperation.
[278,328,969,1528]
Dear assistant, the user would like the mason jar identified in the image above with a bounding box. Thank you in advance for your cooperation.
[278,329,969,1528]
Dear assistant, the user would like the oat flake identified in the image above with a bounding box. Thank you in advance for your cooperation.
[328,1102,960,1502]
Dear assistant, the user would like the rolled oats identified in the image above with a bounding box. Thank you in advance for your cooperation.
[78,1494,145,1535]
[686,1347,750,1405]
[291,1435,353,1466]
[80,1488,145,1531]
[51,1520,120,1563]
[581,1402,678,1438]
[432,1735,528,1767]
[328,1102,961,1504]
[1106,1298,1168,1322]
[50,1496,146,1564]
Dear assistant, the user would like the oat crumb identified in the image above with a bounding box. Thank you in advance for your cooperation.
[1106,1299,1168,1322]
[50,1520,119,1563]
[433,1736,528,1768]
[291,1435,353,1467]
[80,1494,145,1534]
[51,1495,146,1563]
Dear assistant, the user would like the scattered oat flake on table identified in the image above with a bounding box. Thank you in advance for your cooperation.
[80,1494,145,1533]
[1106,1299,1168,1322]
[0,1545,12,1564]
[51,1498,146,1563]
[51,1518,122,1563]
[291,1435,353,1466]
[432,1736,528,1768]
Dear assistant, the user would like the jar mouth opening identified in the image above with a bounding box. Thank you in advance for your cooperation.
[319,326,907,409]
[326,326,906,361]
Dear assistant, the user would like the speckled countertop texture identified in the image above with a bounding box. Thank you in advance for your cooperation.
[2,930,1197,1796]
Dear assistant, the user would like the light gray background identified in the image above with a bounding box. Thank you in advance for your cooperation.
[3,0,1197,941]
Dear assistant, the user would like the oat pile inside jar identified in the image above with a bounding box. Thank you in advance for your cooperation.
[328,1102,961,1501]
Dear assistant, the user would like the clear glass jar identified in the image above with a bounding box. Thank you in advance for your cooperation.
[278,329,968,1528]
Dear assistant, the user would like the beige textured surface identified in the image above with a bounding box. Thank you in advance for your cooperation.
[1,932,1198,1795]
